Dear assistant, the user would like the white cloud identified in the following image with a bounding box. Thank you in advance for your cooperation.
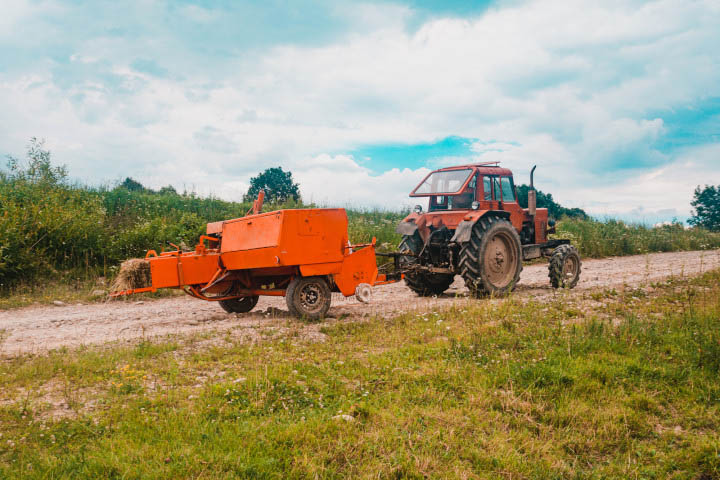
[0,0,718,220]
[559,143,720,221]
[294,154,429,209]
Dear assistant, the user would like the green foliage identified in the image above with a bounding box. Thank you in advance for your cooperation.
[555,217,720,257]
[516,184,588,219]
[346,209,405,248]
[0,139,106,287]
[690,184,720,231]
[119,177,146,192]
[0,142,263,290]
[244,166,300,203]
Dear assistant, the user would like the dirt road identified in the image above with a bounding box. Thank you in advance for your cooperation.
[1,249,718,357]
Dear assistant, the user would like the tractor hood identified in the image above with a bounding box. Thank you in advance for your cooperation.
[396,210,505,243]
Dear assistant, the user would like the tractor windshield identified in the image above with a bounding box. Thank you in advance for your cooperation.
[412,169,473,195]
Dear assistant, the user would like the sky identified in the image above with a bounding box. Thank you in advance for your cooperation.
[1,0,719,223]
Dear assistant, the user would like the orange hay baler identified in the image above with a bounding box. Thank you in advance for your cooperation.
[111,202,399,319]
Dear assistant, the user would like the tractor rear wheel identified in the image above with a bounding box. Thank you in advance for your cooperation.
[548,244,581,289]
[219,295,259,314]
[286,276,332,320]
[458,216,522,297]
[399,234,454,296]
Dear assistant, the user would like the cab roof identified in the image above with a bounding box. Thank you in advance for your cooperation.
[410,162,515,197]
[432,162,514,177]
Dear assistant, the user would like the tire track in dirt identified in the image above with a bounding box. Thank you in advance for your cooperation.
[1,249,718,356]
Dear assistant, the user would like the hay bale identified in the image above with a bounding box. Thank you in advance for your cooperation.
[111,258,151,292]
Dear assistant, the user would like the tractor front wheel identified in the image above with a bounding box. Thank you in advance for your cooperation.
[286,276,332,320]
[548,244,581,289]
[219,295,259,314]
[458,216,522,297]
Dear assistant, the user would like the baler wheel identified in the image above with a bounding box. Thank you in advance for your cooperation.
[398,235,454,296]
[219,295,259,314]
[548,244,581,289]
[286,276,331,320]
[458,216,522,297]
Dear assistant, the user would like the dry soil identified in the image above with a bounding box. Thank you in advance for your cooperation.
[1,249,718,357]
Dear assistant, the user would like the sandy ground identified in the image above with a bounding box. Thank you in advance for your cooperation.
[1,249,718,357]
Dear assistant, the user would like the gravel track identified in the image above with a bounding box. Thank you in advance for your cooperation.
[1,249,718,357]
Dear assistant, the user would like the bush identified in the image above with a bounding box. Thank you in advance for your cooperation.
[555,218,720,257]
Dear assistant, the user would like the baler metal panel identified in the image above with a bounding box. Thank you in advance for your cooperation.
[221,211,284,252]
[219,208,348,270]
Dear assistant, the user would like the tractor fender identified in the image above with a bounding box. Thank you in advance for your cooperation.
[450,211,511,243]
[396,220,419,236]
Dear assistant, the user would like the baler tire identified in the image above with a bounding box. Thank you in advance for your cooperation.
[458,216,523,298]
[549,244,581,289]
[286,276,331,320]
[399,235,454,297]
[219,295,259,314]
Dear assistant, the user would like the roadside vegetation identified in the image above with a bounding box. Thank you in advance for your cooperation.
[2,140,720,307]
[555,218,720,258]
[1,268,719,478]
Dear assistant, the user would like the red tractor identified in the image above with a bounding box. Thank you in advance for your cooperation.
[394,162,581,296]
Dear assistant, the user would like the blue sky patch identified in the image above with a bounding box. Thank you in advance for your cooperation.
[348,136,477,172]
[652,97,720,151]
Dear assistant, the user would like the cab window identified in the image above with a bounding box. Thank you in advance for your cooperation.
[483,177,492,201]
[452,174,476,209]
[500,176,515,202]
[429,195,448,211]
[493,177,502,201]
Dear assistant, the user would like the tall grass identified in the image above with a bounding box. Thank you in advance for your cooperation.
[555,217,720,257]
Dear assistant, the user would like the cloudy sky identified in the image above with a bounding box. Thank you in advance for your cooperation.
[1,0,719,222]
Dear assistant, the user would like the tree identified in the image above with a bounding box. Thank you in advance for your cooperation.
[244,167,300,203]
[120,177,146,192]
[158,185,178,195]
[515,184,588,220]
[5,137,68,186]
[689,185,720,231]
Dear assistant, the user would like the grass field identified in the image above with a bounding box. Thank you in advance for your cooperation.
[1,270,719,478]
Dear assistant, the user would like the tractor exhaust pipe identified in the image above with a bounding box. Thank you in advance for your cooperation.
[528,165,537,216]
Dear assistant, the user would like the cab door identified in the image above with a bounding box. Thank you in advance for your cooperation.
[481,175,502,210]
[481,175,524,231]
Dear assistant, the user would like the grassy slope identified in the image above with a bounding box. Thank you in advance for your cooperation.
[1,271,719,478]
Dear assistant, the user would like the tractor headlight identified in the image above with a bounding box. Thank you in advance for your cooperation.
[413,204,423,214]
[471,201,480,210]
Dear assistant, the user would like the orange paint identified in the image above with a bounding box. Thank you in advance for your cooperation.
[111,199,394,304]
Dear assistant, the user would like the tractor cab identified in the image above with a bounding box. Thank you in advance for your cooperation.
[409,163,519,213]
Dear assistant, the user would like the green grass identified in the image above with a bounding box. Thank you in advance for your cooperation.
[1,271,719,478]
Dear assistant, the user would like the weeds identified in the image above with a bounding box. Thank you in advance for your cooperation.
[555,217,720,257]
